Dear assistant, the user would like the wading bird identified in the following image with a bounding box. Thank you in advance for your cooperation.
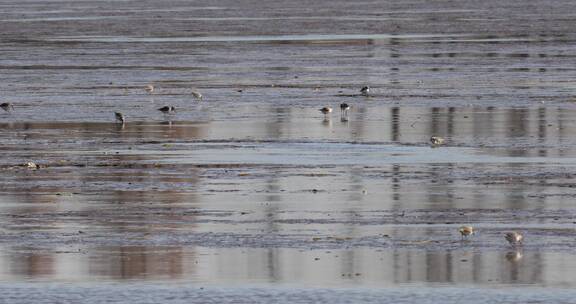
[340,103,350,121]
[430,136,445,146]
[158,106,176,114]
[458,226,474,240]
[0,102,14,112]
[319,106,332,118]
[360,86,370,96]
[115,112,126,124]
[145,84,155,94]
[505,231,523,246]
[191,90,203,100]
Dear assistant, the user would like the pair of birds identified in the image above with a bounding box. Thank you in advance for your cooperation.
[115,105,175,124]
[320,103,350,116]
[459,226,524,246]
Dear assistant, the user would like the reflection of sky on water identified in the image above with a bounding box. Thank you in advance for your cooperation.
[0,246,575,288]
[1,105,576,286]
[1,0,576,293]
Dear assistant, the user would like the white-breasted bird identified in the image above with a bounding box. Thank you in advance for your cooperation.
[115,112,126,124]
[319,106,332,116]
[158,106,176,114]
[191,90,203,100]
[430,136,445,146]
[505,231,523,246]
[145,84,155,94]
[458,226,474,240]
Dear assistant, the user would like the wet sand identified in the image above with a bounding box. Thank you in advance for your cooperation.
[2,0,576,303]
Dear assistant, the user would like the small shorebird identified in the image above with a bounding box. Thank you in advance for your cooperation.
[0,102,14,112]
[458,226,474,240]
[505,231,523,246]
[319,106,332,118]
[145,84,155,94]
[430,136,445,146]
[191,90,203,100]
[158,106,176,114]
[340,103,350,121]
[114,112,126,124]
[360,86,370,96]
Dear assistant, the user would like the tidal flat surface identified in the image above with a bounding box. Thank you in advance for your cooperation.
[2,0,576,303]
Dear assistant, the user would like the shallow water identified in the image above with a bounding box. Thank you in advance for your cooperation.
[2,0,576,302]
[4,284,576,304]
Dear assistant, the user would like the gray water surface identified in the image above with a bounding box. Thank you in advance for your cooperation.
[2,0,576,302]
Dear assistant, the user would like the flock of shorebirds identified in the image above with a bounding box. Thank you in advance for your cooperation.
[458,226,524,247]
[113,84,364,125]
[317,87,447,148]
[1,84,369,124]
[2,84,527,249]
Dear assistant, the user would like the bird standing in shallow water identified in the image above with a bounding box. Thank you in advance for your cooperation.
[115,112,126,124]
[191,90,203,100]
[145,84,155,94]
[319,106,332,118]
[505,231,523,246]
[360,86,370,96]
[430,136,445,146]
[340,103,350,121]
[459,226,474,240]
[158,106,176,114]
[0,102,14,112]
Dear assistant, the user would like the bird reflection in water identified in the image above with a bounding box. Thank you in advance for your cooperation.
[505,250,523,263]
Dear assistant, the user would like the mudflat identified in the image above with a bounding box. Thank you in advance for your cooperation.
[1,0,576,303]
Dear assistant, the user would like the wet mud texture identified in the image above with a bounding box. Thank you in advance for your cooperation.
[1,0,576,301]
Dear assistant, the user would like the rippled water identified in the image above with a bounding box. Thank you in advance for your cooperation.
[2,0,576,302]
